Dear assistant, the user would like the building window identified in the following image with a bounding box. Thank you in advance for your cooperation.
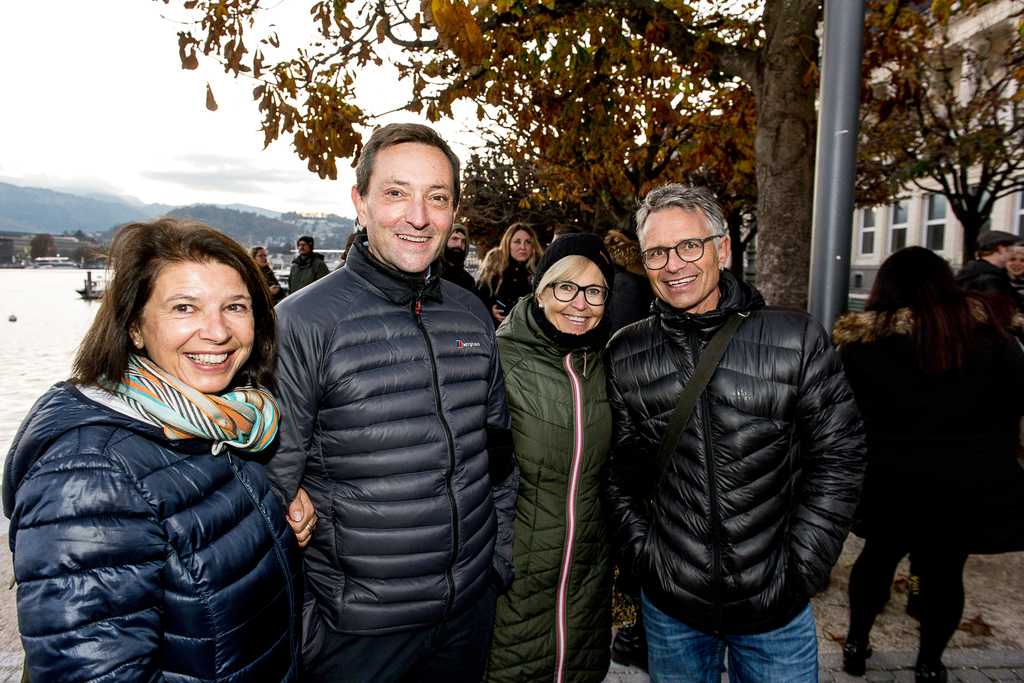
[859,208,877,255]
[1017,192,1024,235]
[924,194,946,251]
[890,199,909,253]
[853,272,864,289]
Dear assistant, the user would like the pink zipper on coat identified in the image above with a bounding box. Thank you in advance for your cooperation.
[554,350,586,683]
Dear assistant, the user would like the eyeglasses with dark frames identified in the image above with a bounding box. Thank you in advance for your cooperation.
[548,281,611,306]
[641,236,719,270]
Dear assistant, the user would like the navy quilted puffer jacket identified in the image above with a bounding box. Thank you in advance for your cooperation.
[3,383,302,683]
[602,271,866,636]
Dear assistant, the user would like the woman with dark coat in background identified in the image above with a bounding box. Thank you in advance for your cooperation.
[477,223,545,327]
[834,246,1024,683]
[603,228,655,335]
[251,244,286,303]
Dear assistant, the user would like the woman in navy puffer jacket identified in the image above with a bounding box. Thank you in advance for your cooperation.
[2,219,304,683]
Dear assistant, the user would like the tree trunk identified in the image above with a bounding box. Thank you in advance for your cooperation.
[749,1,820,310]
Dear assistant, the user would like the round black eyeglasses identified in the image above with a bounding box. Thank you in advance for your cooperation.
[548,281,610,306]
[641,236,719,270]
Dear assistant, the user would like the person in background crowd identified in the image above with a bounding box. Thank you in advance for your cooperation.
[483,233,615,683]
[1006,244,1024,304]
[3,218,305,683]
[956,230,1022,307]
[266,122,519,683]
[600,225,656,672]
[251,244,286,303]
[602,183,865,683]
[834,246,1024,683]
[440,223,478,295]
[289,234,330,292]
[551,223,583,242]
[604,228,655,336]
[340,227,366,268]
[477,223,544,327]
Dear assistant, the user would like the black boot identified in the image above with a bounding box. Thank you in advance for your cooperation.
[842,638,872,676]
[610,607,648,672]
[915,662,947,683]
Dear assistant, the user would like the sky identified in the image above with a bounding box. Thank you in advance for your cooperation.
[0,0,476,217]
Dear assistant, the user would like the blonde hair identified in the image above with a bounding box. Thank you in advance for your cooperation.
[477,223,545,296]
[534,254,607,303]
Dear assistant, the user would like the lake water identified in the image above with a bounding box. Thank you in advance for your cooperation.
[0,269,102,534]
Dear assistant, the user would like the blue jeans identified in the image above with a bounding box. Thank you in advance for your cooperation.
[642,591,818,683]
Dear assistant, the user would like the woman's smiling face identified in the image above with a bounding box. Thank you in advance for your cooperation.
[131,261,254,394]
[538,260,606,334]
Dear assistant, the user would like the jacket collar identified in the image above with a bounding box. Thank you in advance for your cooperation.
[654,269,765,338]
[346,239,444,306]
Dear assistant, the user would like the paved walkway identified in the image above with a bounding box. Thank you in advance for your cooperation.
[6,650,1024,682]
[602,651,1024,683]
[601,650,1024,682]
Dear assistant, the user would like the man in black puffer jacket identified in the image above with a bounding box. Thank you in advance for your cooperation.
[267,123,519,683]
[602,184,865,682]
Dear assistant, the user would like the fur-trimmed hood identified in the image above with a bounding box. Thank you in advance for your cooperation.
[832,308,915,345]
[604,230,645,277]
[833,301,1018,345]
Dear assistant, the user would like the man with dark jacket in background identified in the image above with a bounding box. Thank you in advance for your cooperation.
[439,223,478,295]
[956,229,1023,310]
[266,123,519,683]
[288,234,330,292]
[602,183,865,682]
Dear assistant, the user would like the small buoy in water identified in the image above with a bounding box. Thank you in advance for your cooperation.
[8,314,16,322]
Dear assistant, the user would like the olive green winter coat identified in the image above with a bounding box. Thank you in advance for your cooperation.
[483,299,613,683]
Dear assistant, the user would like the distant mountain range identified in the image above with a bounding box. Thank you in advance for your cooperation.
[0,181,353,247]
[0,182,163,235]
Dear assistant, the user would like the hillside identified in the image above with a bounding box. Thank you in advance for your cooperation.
[0,182,355,248]
[0,182,151,235]
[163,204,346,246]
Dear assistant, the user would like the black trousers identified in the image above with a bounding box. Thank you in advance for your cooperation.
[847,537,968,667]
[304,583,498,683]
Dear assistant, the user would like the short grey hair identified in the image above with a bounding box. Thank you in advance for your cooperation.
[635,184,728,248]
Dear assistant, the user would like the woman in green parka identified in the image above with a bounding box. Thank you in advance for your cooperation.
[483,233,616,683]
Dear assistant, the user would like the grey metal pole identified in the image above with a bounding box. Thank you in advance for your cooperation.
[808,0,867,334]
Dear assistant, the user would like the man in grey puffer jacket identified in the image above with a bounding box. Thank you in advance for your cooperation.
[602,184,865,683]
[266,123,519,683]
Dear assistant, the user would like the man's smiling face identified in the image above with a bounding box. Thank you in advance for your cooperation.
[642,206,730,315]
[352,142,456,277]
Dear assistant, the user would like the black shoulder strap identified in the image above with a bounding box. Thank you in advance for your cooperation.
[654,312,745,489]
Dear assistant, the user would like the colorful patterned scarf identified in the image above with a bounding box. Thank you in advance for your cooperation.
[107,355,279,454]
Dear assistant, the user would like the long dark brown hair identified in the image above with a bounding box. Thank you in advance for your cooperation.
[73,218,276,391]
[866,246,1014,377]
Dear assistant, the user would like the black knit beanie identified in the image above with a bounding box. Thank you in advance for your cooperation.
[532,233,616,295]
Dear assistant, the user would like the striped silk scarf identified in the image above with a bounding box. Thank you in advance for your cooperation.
[108,355,279,454]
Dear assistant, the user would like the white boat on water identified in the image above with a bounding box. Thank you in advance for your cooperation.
[77,272,105,300]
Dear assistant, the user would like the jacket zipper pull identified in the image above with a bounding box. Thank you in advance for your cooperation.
[413,298,424,328]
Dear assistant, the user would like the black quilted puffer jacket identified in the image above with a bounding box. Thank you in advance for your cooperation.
[602,270,866,636]
[266,241,518,644]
